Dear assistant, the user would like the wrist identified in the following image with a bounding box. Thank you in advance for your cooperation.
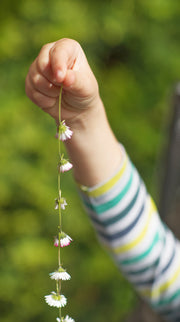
[65,95,104,132]
[64,98,122,187]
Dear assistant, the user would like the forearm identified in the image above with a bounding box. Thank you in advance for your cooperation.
[65,97,122,187]
[78,146,180,321]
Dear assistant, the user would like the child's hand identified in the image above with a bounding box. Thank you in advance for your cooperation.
[25,38,100,123]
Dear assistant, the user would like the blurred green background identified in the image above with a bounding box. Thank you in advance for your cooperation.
[0,0,180,321]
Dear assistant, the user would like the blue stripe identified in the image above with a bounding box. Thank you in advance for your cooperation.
[120,232,159,266]
[152,289,180,308]
[89,181,141,228]
[156,246,176,279]
[96,200,145,242]
[122,258,159,276]
[83,167,134,214]
[134,278,154,287]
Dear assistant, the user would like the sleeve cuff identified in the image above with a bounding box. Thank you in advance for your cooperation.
[78,144,129,198]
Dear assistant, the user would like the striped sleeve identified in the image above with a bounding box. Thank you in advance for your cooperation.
[78,145,180,321]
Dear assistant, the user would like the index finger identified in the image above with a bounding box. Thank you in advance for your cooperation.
[49,38,80,83]
[36,42,56,82]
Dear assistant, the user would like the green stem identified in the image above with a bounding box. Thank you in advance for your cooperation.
[58,86,63,261]
[57,86,63,321]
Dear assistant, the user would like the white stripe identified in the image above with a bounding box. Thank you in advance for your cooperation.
[155,229,176,276]
[87,181,146,240]
[126,230,175,284]
[107,188,148,249]
[111,197,154,249]
[114,210,163,262]
[150,245,180,301]
[107,182,146,234]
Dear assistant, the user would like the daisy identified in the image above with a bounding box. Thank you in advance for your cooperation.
[54,197,67,210]
[60,197,68,210]
[54,233,72,248]
[45,292,67,308]
[60,232,72,247]
[50,267,71,281]
[58,156,73,173]
[56,121,73,141]
[54,237,59,247]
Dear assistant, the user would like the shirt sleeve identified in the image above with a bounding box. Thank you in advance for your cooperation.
[77,144,180,321]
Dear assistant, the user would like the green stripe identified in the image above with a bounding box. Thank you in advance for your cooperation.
[120,232,159,265]
[84,166,134,214]
[152,289,180,308]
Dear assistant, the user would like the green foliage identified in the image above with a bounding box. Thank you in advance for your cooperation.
[0,0,179,321]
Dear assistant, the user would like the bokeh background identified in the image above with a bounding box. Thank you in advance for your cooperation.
[0,0,180,321]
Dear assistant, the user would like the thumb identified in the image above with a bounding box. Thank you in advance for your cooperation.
[62,69,76,88]
[63,68,95,97]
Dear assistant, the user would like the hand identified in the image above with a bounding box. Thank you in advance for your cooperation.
[26,38,122,186]
[25,38,100,124]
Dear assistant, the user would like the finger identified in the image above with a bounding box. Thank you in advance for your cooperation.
[49,38,80,83]
[25,74,57,109]
[63,68,96,96]
[35,42,56,82]
[29,61,60,98]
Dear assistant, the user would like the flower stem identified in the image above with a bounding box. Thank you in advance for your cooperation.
[58,86,63,265]
[57,86,63,320]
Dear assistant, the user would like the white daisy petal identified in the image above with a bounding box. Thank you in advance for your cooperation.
[60,197,67,210]
[45,292,67,308]
[54,197,67,210]
[58,121,73,141]
[56,316,75,322]
[54,233,72,248]
[60,161,73,173]
[58,155,73,173]
[64,315,75,322]
[60,233,72,247]
[54,237,59,247]
[50,268,71,281]
[60,129,73,141]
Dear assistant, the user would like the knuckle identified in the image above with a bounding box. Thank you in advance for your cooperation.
[32,91,56,108]
[28,64,41,89]
[50,45,61,57]
[36,55,47,74]
[31,73,41,88]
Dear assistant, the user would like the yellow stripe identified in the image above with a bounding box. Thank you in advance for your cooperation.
[79,154,128,198]
[113,198,156,255]
[141,262,180,299]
